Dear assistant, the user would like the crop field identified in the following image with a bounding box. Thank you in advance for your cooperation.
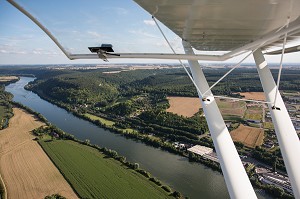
[166,97,247,119]
[0,108,77,199]
[263,122,274,129]
[240,92,265,101]
[244,105,263,121]
[216,99,246,119]
[0,76,18,83]
[84,113,115,126]
[230,124,264,148]
[167,96,202,117]
[39,140,171,199]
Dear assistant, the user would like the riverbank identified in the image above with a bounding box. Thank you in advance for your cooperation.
[0,108,78,199]
[28,88,222,172]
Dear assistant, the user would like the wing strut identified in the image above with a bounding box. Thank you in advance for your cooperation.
[153,16,257,198]
[253,49,300,198]
[183,41,257,199]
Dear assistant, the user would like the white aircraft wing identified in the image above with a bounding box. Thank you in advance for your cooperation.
[134,0,300,53]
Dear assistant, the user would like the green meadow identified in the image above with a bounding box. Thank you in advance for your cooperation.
[39,140,171,199]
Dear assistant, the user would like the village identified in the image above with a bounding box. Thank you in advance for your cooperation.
[168,91,300,195]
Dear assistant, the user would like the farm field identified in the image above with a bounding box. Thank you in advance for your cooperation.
[230,124,264,148]
[84,113,115,126]
[0,76,18,83]
[84,113,135,133]
[166,97,247,119]
[263,122,274,129]
[0,108,77,199]
[39,140,172,199]
[167,96,201,117]
[216,99,246,119]
[244,105,263,121]
[240,92,265,101]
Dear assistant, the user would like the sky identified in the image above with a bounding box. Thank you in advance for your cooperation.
[0,0,300,65]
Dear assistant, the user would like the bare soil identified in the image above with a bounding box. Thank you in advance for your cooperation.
[230,124,264,148]
[240,92,266,101]
[0,76,18,82]
[0,108,78,199]
[167,97,202,117]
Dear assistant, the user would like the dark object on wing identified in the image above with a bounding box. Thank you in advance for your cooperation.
[88,44,114,53]
[88,44,119,62]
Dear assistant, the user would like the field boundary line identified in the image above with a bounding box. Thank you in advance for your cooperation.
[37,141,80,198]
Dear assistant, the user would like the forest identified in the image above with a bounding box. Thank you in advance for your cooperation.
[1,66,299,146]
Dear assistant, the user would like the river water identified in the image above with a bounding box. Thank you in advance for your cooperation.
[5,77,270,199]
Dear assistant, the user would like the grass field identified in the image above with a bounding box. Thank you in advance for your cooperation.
[230,124,264,148]
[244,105,263,121]
[39,140,172,199]
[263,122,274,129]
[0,108,77,199]
[84,113,135,133]
[216,99,246,119]
[84,113,115,126]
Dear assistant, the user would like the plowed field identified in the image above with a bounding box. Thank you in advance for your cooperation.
[230,124,264,148]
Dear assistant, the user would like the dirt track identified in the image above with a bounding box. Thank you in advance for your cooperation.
[0,108,78,199]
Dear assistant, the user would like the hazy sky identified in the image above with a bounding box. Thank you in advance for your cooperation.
[1,0,300,65]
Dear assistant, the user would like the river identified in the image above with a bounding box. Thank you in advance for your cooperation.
[5,77,271,199]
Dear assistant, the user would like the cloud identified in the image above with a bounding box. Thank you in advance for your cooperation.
[87,31,102,38]
[0,45,60,56]
[143,20,155,26]
[115,7,128,15]
[129,30,160,39]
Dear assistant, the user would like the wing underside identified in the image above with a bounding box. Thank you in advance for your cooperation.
[134,0,300,53]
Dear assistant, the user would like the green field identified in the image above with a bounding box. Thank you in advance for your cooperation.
[244,106,263,121]
[84,113,136,133]
[84,113,115,126]
[39,140,171,199]
[263,122,274,129]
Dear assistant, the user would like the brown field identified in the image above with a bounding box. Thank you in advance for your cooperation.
[0,108,78,199]
[0,76,18,82]
[167,96,202,117]
[240,92,265,101]
[167,97,247,118]
[230,124,264,148]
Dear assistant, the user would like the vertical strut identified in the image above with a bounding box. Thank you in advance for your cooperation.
[253,49,300,198]
[183,41,257,199]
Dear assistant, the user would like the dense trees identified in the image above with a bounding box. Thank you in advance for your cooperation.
[0,85,14,129]
[252,147,286,172]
